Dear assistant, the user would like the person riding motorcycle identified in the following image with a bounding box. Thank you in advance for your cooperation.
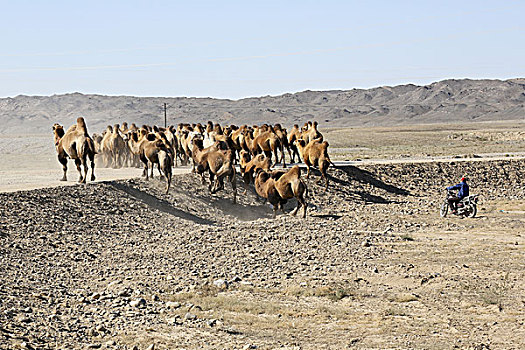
[446,176,469,213]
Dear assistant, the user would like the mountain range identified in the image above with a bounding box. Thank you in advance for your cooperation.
[1,78,524,134]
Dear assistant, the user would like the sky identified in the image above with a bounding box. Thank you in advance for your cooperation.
[0,0,524,99]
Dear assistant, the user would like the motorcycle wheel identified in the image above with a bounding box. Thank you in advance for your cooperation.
[440,200,448,217]
[466,204,477,218]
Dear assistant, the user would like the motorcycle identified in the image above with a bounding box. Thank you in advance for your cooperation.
[440,190,478,218]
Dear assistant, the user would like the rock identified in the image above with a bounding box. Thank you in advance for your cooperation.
[86,344,101,349]
[130,298,146,308]
[90,292,101,301]
[166,301,181,309]
[167,316,182,325]
[20,342,34,350]
[151,294,160,301]
[213,279,229,290]
[184,312,197,321]
[146,344,155,350]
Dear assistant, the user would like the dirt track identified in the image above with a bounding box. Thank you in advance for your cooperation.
[1,159,524,349]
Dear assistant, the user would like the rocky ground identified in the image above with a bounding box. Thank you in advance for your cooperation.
[1,160,525,349]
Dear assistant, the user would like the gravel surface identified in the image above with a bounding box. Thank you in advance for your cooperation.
[1,160,524,349]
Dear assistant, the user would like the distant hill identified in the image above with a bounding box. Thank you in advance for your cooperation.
[1,78,524,134]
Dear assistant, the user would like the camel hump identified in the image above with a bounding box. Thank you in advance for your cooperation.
[76,117,88,134]
[288,165,301,177]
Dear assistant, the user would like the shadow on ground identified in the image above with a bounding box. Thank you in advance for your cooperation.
[108,181,216,225]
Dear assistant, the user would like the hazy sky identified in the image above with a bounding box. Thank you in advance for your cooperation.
[1,0,524,99]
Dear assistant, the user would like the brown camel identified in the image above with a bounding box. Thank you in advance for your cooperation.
[251,129,284,167]
[52,117,96,183]
[193,145,237,203]
[294,139,333,190]
[254,165,307,218]
[102,124,127,168]
[139,138,172,194]
[302,121,323,144]
[287,124,302,163]
[239,150,271,186]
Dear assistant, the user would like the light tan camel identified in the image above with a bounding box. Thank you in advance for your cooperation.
[52,117,96,183]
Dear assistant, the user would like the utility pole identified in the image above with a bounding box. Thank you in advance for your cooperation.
[163,103,167,128]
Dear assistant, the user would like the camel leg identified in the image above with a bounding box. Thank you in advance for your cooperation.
[208,172,215,193]
[140,158,147,176]
[273,148,279,167]
[81,156,88,184]
[294,149,301,164]
[165,169,172,194]
[279,144,285,168]
[58,155,68,181]
[321,161,329,191]
[157,163,164,179]
[231,174,237,204]
[74,158,84,183]
[89,153,96,181]
[305,162,311,179]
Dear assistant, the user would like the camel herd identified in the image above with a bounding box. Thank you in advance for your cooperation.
[52,118,333,218]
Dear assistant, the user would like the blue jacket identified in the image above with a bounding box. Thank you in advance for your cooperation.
[447,181,469,199]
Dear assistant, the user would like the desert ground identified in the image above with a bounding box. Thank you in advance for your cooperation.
[1,121,525,349]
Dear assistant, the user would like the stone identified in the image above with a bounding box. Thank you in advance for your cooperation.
[166,301,181,309]
[184,312,197,321]
[213,279,229,290]
[130,298,146,308]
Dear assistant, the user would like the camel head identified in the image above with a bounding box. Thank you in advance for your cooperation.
[295,139,307,148]
[192,137,204,150]
[139,128,148,139]
[240,150,251,164]
[52,124,65,145]
[255,168,271,183]
[113,124,120,133]
[130,131,139,142]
